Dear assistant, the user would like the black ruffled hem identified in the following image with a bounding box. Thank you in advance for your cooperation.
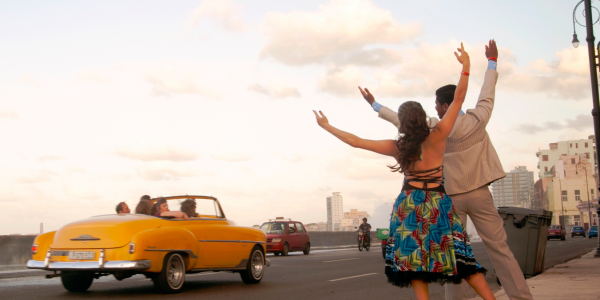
[385,260,488,288]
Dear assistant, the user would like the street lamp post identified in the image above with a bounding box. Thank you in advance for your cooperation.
[571,0,600,257]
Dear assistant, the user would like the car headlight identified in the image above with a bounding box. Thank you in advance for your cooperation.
[272,238,282,243]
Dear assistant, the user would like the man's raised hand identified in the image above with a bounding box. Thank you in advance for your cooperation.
[485,39,498,59]
[358,86,375,106]
[454,42,470,66]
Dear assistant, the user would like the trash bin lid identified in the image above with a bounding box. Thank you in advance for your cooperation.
[497,207,552,219]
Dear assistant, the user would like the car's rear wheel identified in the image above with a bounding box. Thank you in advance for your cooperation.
[240,246,265,284]
[561,235,565,241]
[153,253,186,293]
[61,271,94,292]
[281,243,289,256]
[274,252,280,256]
[303,243,310,255]
[583,233,586,238]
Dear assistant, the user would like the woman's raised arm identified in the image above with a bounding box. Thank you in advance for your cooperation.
[313,110,398,157]
[431,42,470,139]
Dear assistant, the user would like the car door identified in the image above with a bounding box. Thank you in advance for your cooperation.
[295,223,308,248]
[288,223,300,250]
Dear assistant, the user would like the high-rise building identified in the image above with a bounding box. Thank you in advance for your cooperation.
[326,192,343,231]
[536,136,596,179]
[491,166,534,208]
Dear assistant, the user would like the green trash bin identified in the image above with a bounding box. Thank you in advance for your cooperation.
[377,228,390,259]
[497,207,553,279]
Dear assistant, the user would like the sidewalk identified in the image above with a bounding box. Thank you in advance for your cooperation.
[470,249,600,300]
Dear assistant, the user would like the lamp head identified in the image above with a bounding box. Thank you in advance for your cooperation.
[573,33,580,48]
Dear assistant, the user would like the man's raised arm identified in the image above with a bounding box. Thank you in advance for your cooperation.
[468,39,499,125]
[358,87,435,129]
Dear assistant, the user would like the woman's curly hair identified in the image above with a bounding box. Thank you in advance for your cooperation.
[389,101,431,173]
[150,197,167,216]
[180,198,199,218]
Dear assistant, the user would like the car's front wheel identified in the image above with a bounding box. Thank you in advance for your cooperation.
[153,253,186,293]
[61,271,94,292]
[240,246,265,284]
[274,252,281,256]
[303,243,310,255]
[281,243,289,256]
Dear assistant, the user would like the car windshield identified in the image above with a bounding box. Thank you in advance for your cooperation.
[549,225,560,229]
[591,226,598,230]
[573,226,583,230]
[260,222,287,233]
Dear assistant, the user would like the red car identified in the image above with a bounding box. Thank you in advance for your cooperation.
[547,224,566,240]
[260,219,310,256]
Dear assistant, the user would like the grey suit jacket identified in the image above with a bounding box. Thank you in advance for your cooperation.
[378,69,505,195]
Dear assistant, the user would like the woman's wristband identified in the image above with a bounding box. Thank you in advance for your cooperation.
[488,57,497,62]
[461,71,470,76]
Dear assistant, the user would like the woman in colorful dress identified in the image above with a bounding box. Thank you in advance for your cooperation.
[313,43,495,300]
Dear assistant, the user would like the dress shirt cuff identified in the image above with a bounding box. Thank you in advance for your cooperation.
[488,60,497,71]
[372,101,383,112]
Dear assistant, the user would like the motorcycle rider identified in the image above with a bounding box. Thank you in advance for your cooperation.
[357,218,372,245]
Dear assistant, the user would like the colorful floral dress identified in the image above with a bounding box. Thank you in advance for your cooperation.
[385,166,486,288]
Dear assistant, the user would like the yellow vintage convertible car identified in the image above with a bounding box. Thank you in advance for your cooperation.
[27,195,268,293]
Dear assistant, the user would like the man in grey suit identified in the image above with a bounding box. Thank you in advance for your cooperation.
[360,40,532,300]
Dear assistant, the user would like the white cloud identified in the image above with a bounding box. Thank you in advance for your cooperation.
[210,150,252,162]
[16,173,52,184]
[37,154,65,163]
[20,74,41,86]
[513,114,593,134]
[64,184,100,199]
[115,146,199,162]
[0,110,19,119]
[0,187,46,202]
[75,70,110,83]
[318,66,362,97]
[328,155,400,181]
[145,64,222,99]
[259,0,420,66]
[187,0,246,31]
[248,83,301,98]
[136,164,198,181]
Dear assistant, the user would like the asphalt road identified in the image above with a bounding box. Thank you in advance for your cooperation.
[0,236,596,300]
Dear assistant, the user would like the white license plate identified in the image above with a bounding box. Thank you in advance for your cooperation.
[68,251,95,260]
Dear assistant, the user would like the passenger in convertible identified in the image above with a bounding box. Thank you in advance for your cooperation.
[151,197,189,220]
[115,202,130,214]
[135,196,153,215]
[180,198,199,218]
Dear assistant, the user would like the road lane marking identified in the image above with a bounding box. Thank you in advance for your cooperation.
[329,273,377,282]
[324,258,359,263]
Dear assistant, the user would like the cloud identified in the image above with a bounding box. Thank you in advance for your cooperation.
[0,187,46,202]
[20,74,41,86]
[210,150,252,162]
[318,66,362,97]
[513,114,593,134]
[145,64,221,98]
[37,154,65,163]
[75,70,110,83]
[136,164,198,181]
[64,184,100,199]
[0,110,19,119]
[259,0,420,66]
[115,146,199,162]
[187,0,245,31]
[16,173,52,184]
[248,83,301,98]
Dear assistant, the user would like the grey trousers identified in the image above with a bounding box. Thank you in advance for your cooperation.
[445,185,533,300]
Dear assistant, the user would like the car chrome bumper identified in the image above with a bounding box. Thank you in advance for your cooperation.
[27,259,151,271]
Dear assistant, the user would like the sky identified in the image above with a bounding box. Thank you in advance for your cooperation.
[0,0,597,234]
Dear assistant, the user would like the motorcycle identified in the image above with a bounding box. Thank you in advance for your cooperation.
[357,230,370,252]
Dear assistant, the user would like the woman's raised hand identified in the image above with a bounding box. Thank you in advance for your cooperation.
[454,42,470,66]
[313,110,329,128]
